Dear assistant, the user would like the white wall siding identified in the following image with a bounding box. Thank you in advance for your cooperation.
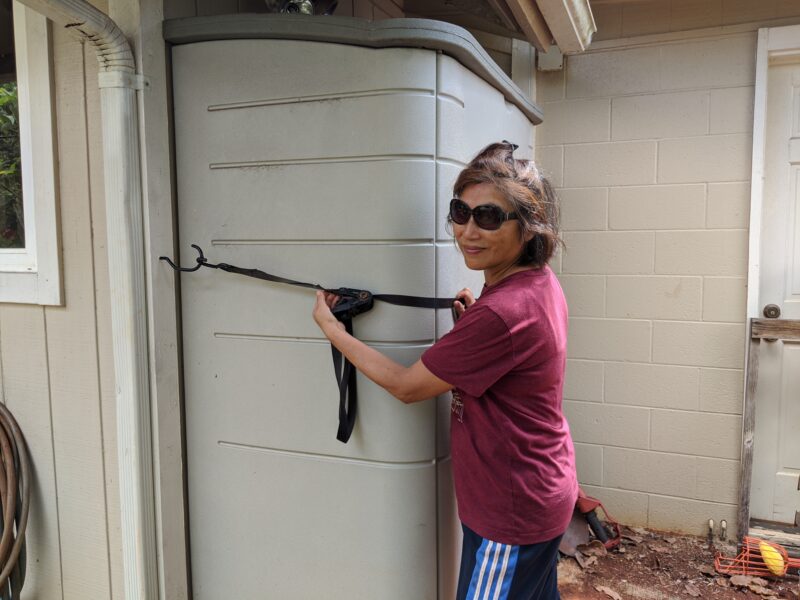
[0,17,123,600]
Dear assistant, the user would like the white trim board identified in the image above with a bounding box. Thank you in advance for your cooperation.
[747,23,800,319]
[0,3,62,305]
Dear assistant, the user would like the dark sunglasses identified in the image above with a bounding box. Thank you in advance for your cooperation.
[449,198,518,231]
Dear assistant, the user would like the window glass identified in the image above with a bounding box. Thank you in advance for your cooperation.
[0,81,23,249]
[0,2,23,249]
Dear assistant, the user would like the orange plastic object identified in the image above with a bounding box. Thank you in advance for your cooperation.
[715,537,800,578]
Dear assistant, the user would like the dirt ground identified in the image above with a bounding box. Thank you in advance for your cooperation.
[557,525,800,600]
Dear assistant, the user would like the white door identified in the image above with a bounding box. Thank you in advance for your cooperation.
[749,25,800,526]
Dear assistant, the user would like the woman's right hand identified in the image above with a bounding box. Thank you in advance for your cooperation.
[453,287,476,320]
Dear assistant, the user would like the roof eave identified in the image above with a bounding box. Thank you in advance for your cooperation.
[504,0,596,54]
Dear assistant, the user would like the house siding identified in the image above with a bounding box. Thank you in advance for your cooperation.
[0,5,124,599]
[538,3,800,535]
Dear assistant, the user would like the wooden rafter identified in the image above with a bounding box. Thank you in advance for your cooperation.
[504,0,553,51]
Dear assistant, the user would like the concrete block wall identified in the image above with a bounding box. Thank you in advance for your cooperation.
[531,8,794,534]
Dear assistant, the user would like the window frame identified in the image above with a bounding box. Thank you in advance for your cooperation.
[0,2,61,305]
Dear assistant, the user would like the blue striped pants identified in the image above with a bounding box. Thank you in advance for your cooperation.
[455,524,562,600]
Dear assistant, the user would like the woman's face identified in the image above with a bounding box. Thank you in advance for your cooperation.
[453,182,529,284]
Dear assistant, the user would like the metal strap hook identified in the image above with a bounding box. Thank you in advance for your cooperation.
[159,244,215,272]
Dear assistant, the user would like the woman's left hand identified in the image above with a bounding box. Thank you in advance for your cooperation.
[313,291,346,335]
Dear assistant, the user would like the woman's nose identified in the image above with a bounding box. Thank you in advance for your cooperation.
[461,217,481,238]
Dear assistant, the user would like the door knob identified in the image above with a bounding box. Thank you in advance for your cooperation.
[763,304,781,319]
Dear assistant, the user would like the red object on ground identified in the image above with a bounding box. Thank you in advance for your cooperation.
[715,536,800,577]
[576,488,622,550]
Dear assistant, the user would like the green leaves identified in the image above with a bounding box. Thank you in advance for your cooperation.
[0,82,23,248]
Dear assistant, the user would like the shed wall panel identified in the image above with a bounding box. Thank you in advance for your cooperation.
[0,18,120,600]
[47,27,112,600]
[0,306,63,599]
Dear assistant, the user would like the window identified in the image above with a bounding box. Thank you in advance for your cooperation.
[0,82,23,249]
[0,2,61,304]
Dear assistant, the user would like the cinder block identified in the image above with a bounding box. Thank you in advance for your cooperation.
[565,141,657,187]
[550,248,563,274]
[608,184,705,230]
[536,69,565,103]
[568,318,652,362]
[566,46,660,99]
[648,494,737,536]
[582,485,649,526]
[660,34,756,90]
[611,92,708,141]
[658,134,752,184]
[707,182,750,229]
[606,276,703,320]
[559,187,608,231]
[696,457,740,504]
[699,368,744,414]
[651,409,742,459]
[563,231,654,274]
[653,321,745,368]
[605,362,700,410]
[536,145,563,187]
[574,443,603,486]
[559,275,605,317]
[621,1,671,37]
[564,359,604,402]
[710,87,755,134]
[703,277,746,323]
[564,400,650,449]
[538,99,610,145]
[655,230,748,276]
[604,448,696,498]
[670,0,723,30]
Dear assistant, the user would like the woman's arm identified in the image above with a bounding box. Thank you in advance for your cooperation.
[312,291,453,403]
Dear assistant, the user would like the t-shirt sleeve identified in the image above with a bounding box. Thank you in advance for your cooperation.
[421,304,515,398]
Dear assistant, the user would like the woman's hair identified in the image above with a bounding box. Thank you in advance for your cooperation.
[451,141,562,268]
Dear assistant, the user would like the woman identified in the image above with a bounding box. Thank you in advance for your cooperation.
[312,142,577,600]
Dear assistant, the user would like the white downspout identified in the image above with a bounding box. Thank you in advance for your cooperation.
[16,1,158,598]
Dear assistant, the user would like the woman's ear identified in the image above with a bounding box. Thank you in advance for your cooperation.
[521,228,534,243]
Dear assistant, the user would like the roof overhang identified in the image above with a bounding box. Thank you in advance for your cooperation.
[506,0,596,53]
[404,0,595,55]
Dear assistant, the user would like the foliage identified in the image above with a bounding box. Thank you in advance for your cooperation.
[0,82,23,249]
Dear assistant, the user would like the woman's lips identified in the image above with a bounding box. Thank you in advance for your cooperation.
[462,247,483,255]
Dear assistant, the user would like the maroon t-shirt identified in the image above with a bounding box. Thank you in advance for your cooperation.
[422,266,577,545]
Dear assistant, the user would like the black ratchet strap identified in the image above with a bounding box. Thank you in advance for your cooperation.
[160,244,454,443]
[332,318,357,443]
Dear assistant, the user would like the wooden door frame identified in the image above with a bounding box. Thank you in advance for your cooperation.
[740,24,800,543]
